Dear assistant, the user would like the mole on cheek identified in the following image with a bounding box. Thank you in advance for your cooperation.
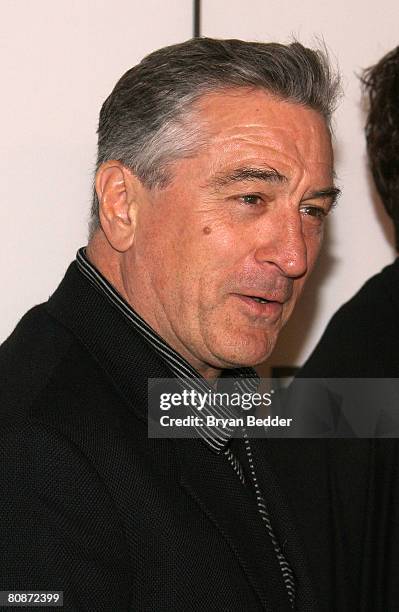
[203,226,212,235]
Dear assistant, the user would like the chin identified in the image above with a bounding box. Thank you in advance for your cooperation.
[214,332,277,369]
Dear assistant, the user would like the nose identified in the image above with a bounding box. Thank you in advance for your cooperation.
[254,213,308,278]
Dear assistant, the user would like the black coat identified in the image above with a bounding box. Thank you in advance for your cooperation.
[296,258,399,610]
[300,258,399,378]
[0,261,390,611]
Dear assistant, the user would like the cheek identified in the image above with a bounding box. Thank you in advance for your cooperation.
[293,276,308,301]
[283,265,313,318]
[304,228,324,269]
[201,221,249,267]
[193,228,246,307]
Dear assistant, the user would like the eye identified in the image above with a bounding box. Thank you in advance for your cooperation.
[300,205,328,222]
[239,194,263,206]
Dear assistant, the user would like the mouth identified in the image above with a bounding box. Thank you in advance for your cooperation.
[249,296,271,304]
[233,293,285,319]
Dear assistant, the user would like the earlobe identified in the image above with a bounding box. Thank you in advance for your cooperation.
[95,161,138,252]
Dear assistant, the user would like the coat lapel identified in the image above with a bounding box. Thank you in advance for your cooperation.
[250,438,322,610]
[176,437,293,611]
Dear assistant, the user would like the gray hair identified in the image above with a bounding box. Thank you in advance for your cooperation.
[90,37,340,235]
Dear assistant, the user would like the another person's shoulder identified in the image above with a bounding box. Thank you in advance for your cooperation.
[331,257,398,325]
[301,258,399,377]
[330,257,399,331]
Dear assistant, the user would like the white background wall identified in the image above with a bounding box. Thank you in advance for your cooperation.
[1,0,398,370]
[0,0,192,342]
[201,0,399,370]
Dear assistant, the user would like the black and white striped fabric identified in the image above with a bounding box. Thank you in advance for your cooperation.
[75,247,295,607]
[242,431,296,607]
[224,434,295,607]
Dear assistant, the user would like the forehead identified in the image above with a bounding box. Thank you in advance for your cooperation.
[194,88,333,181]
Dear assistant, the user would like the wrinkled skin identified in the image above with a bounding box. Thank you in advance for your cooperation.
[89,89,336,379]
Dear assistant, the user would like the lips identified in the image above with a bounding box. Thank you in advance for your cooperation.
[250,296,269,304]
[239,291,288,304]
[233,293,285,318]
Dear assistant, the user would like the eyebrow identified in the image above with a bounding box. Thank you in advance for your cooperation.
[208,166,288,188]
[302,186,341,206]
[208,165,341,206]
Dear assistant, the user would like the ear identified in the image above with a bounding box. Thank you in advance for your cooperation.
[95,161,140,252]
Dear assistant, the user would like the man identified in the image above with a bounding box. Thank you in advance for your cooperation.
[300,46,399,378]
[296,46,399,611]
[0,38,357,611]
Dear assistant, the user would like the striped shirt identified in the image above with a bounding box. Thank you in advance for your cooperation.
[75,246,295,606]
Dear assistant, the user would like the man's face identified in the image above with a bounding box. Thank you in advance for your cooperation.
[127,89,335,376]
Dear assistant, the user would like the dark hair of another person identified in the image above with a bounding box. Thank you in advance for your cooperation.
[362,46,399,250]
[89,37,340,235]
